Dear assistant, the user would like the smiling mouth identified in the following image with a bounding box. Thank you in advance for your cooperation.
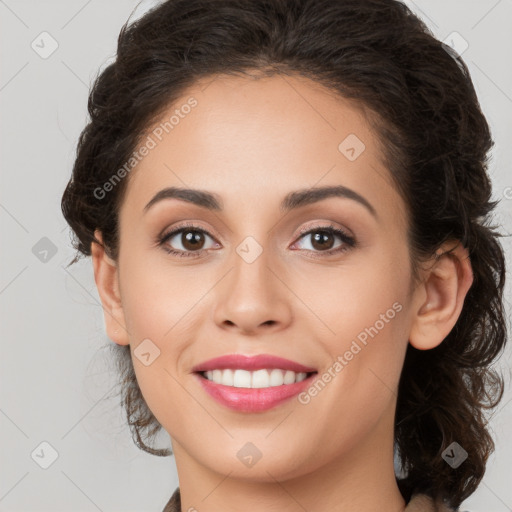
[196,368,318,389]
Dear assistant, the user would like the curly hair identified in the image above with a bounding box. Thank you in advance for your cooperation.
[61,0,508,507]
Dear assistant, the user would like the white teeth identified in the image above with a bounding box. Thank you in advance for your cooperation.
[203,369,309,388]
[252,369,271,388]
[233,369,251,388]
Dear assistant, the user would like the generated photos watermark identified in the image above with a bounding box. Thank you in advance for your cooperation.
[298,301,403,404]
[93,97,198,200]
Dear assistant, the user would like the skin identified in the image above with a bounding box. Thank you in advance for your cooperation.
[91,73,473,512]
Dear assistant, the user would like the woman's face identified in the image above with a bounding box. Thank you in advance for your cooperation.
[113,73,419,482]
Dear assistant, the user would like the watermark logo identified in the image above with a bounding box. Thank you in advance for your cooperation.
[32,237,58,263]
[31,31,59,59]
[442,441,468,469]
[134,338,161,366]
[236,236,263,264]
[442,31,469,57]
[31,441,59,469]
[237,442,263,468]
[338,133,366,161]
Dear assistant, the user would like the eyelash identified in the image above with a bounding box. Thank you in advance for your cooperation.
[157,222,356,259]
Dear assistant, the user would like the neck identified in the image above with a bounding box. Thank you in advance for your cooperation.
[171,414,406,512]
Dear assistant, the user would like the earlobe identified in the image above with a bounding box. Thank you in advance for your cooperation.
[409,242,473,351]
[90,229,130,346]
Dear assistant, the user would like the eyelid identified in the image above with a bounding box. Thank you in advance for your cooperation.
[159,220,219,242]
[158,220,356,257]
[290,222,356,252]
[294,221,354,240]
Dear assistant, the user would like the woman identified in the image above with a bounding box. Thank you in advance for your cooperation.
[61,0,508,510]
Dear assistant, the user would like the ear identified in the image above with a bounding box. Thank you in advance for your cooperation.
[409,241,473,350]
[90,229,130,346]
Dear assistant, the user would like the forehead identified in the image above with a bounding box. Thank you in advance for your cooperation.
[120,73,405,227]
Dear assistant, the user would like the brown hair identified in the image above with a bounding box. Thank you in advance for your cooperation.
[61,0,508,507]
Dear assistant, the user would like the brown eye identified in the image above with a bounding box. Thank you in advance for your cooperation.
[309,230,336,251]
[159,226,219,257]
[180,230,206,251]
[294,226,355,255]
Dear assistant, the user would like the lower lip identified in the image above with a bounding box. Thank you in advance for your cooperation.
[194,372,317,412]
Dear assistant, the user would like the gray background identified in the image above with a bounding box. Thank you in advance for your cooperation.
[0,1,511,510]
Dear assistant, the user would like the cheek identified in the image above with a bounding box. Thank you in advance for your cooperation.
[293,243,411,403]
[289,240,410,345]
[120,248,209,341]
[117,251,217,424]
[294,294,409,459]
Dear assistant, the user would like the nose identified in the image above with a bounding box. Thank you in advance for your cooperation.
[212,248,293,335]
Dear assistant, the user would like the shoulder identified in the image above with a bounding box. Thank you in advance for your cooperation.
[163,488,464,512]
[162,486,181,512]
[406,493,459,512]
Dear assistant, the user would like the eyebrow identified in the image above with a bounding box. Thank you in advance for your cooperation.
[143,185,376,217]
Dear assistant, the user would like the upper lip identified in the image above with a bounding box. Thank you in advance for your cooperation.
[192,354,317,373]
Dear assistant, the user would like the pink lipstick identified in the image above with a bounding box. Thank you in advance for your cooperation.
[192,354,317,412]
